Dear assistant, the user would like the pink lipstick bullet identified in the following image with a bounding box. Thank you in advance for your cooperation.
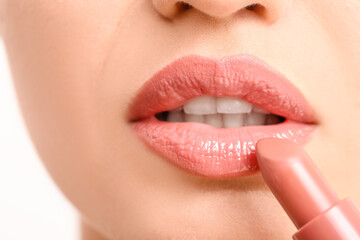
[256,138,360,240]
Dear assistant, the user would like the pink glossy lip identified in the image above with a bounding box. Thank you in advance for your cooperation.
[128,54,317,178]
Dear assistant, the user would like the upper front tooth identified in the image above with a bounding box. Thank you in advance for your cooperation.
[217,97,252,114]
[184,96,217,115]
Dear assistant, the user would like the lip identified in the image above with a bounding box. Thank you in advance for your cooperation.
[128,54,317,178]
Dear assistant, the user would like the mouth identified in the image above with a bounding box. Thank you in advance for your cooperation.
[128,54,317,178]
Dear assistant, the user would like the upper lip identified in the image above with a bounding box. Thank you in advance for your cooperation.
[128,54,316,123]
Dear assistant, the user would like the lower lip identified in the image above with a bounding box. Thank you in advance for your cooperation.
[131,117,316,178]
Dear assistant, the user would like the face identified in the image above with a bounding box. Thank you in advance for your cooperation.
[2,0,360,239]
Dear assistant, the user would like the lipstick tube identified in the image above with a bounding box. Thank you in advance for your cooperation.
[256,138,360,240]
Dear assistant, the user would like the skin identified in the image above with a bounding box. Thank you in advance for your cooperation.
[1,0,360,239]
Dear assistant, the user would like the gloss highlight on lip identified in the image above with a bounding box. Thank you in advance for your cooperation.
[129,54,317,178]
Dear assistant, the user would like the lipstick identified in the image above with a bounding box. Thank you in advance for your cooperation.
[256,138,360,240]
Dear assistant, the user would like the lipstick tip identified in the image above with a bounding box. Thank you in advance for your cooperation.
[256,137,305,166]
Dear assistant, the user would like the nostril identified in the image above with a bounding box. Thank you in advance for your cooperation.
[177,1,193,11]
[245,3,258,11]
[153,0,282,23]
[244,3,267,18]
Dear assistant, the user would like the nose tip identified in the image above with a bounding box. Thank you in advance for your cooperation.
[152,0,286,22]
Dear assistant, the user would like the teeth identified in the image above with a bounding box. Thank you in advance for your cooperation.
[159,96,282,128]
[204,114,223,128]
[184,114,205,123]
[217,97,252,114]
[167,111,184,122]
[252,105,269,114]
[245,112,266,126]
[184,96,217,115]
[223,113,246,128]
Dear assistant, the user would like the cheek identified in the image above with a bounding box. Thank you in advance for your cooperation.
[3,0,143,233]
[3,0,193,238]
[303,1,360,199]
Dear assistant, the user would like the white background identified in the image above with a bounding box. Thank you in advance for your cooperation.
[0,40,79,239]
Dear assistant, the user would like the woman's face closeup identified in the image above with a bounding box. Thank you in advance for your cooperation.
[2,0,360,239]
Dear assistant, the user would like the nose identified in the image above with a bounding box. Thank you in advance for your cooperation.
[152,0,287,22]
